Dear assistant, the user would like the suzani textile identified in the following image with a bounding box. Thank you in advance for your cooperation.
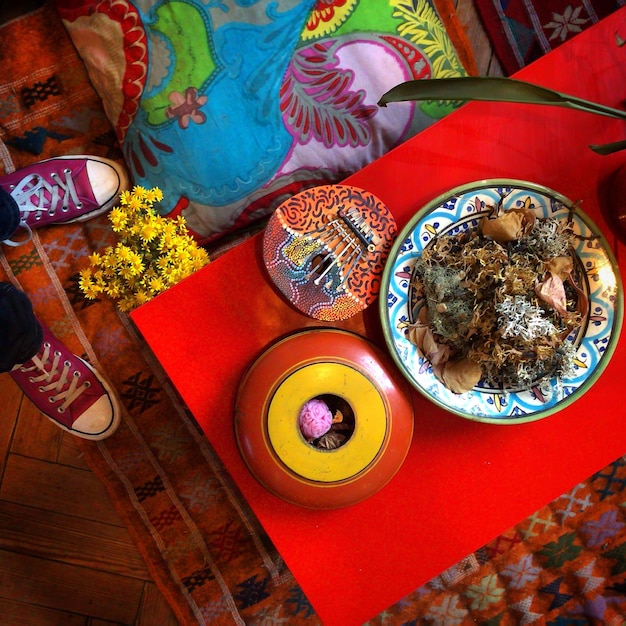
[55,0,472,242]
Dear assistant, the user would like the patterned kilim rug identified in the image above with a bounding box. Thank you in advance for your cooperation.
[474,0,625,74]
[3,3,626,625]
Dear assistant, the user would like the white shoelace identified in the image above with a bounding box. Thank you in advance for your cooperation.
[3,170,81,247]
[19,342,91,414]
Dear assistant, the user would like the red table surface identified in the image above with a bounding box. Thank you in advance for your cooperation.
[132,10,626,626]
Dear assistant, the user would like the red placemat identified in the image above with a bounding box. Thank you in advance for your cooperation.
[474,0,624,74]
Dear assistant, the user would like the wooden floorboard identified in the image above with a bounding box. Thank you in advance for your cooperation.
[0,597,87,626]
[1,455,124,526]
[0,2,501,624]
[0,378,178,625]
[0,549,143,623]
[0,500,150,579]
[136,583,180,626]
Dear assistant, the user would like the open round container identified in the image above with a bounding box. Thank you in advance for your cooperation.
[234,328,414,509]
[379,179,623,423]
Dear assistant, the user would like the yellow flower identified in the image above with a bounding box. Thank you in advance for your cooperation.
[99,266,114,281]
[159,264,178,284]
[161,221,177,238]
[79,273,102,299]
[88,252,102,266]
[169,247,189,263]
[158,234,175,252]
[127,194,144,212]
[109,208,128,232]
[105,281,122,298]
[118,265,136,281]
[126,222,141,237]
[177,267,193,281]
[116,244,133,262]
[143,267,158,281]
[156,256,170,270]
[92,269,105,286]
[78,273,92,291]
[118,296,136,312]
[145,187,162,204]
[140,220,160,242]
[79,267,93,282]
[191,257,207,271]
[195,248,209,263]
[84,284,101,299]
[147,276,167,293]
[79,186,209,311]
[128,252,144,275]
[132,185,149,200]
[134,290,152,305]
[102,252,118,270]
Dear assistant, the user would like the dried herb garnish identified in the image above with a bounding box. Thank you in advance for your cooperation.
[408,204,586,393]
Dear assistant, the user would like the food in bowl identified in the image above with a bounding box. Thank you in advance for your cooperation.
[406,199,588,394]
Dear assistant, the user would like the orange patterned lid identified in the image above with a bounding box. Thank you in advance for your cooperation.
[262,185,397,321]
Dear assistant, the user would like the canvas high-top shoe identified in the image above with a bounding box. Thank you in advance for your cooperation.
[10,320,121,440]
[1,155,128,246]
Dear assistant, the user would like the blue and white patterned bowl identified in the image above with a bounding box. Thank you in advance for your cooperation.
[379,179,623,424]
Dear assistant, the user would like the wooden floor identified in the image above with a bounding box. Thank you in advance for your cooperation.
[0,2,501,624]
[0,375,179,625]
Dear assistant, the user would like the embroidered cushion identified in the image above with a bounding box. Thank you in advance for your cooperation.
[55,0,474,243]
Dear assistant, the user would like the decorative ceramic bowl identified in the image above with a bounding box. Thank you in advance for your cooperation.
[234,329,414,509]
[380,179,623,424]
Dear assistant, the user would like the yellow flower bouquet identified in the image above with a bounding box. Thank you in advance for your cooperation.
[79,186,209,311]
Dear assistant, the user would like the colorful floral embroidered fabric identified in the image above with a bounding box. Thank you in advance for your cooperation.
[54,0,472,243]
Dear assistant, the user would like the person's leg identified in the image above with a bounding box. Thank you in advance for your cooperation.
[0,185,21,245]
[1,184,121,439]
[0,281,43,373]
[0,192,42,370]
[1,155,128,246]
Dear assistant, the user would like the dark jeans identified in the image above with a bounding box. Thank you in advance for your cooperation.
[0,282,42,373]
[1,186,20,242]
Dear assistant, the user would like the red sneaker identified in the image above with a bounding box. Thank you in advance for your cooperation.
[1,155,128,246]
[10,320,121,440]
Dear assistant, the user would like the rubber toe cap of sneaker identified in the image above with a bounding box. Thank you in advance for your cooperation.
[86,158,129,212]
[70,395,121,440]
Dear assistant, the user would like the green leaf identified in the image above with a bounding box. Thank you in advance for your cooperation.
[590,138,626,155]
[378,76,626,121]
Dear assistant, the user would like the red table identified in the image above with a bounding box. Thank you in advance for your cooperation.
[132,10,626,625]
